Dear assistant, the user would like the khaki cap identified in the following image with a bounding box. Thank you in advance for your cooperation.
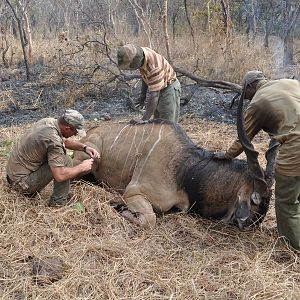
[242,70,266,86]
[117,44,143,70]
[62,109,86,137]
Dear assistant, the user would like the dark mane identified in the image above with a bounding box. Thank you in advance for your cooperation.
[162,120,215,186]
[165,120,250,218]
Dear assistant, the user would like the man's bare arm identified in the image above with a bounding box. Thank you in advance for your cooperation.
[142,91,159,120]
[64,139,100,158]
[50,159,94,182]
[139,80,148,105]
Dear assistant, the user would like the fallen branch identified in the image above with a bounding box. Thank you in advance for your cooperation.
[174,66,242,92]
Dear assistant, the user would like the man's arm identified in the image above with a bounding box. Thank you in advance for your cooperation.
[138,79,148,106]
[215,105,263,159]
[50,158,94,182]
[142,91,160,120]
[64,139,100,158]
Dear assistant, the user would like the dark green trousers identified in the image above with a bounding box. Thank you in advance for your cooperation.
[275,171,300,251]
[154,78,181,122]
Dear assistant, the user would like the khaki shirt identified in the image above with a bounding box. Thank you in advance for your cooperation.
[6,118,66,181]
[226,79,300,176]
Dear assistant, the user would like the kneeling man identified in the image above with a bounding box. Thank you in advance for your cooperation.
[6,109,100,206]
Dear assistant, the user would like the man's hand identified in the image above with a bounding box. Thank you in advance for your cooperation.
[80,158,94,172]
[51,158,95,182]
[85,146,100,159]
[129,118,148,125]
[213,151,230,160]
[134,98,145,109]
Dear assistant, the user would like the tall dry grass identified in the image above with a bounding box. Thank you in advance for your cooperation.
[0,119,299,300]
[3,30,299,84]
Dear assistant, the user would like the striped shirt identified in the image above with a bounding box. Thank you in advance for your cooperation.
[140,47,176,92]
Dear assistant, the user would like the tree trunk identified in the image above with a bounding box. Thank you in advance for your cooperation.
[5,0,30,80]
[184,0,195,48]
[162,0,171,62]
[220,0,233,64]
[127,0,152,47]
[18,0,33,64]
[246,0,257,45]
[283,33,294,66]
[263,19,271,48]
[171,8,179,42]
[282,0,300,66]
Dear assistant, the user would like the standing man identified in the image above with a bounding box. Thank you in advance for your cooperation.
[214,70,300,252]
[6,109,100,207]
[117,44,181,123]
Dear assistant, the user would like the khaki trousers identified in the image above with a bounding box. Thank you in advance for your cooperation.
[275,171,300,251]
[10,155,73,205]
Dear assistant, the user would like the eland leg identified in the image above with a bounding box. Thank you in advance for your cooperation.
[121,193,156,229]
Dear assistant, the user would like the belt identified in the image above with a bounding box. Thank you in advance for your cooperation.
[162,78,176,91]
[167,78,176,86]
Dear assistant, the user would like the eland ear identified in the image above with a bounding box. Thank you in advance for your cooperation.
[251,191,261,205]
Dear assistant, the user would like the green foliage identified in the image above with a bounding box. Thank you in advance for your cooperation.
[73,201,85,212]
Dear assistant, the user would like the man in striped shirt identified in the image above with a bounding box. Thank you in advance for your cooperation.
[117,44,181,123]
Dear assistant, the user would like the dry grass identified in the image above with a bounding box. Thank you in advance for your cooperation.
[1,118,299,300]
[5,31,300,86]
[172,34,295,83]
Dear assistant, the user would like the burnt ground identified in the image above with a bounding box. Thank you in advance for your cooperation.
[0,67,239,128]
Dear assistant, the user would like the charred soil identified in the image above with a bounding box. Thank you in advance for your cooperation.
[0,65,238,127]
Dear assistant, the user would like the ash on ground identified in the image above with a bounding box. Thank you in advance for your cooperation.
[0,70,239,128]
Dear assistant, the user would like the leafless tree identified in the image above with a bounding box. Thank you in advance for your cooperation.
[184,0,195,48]
[127,0,153,47]
[0,4,15,68]
[17,0,33,64]
[262,2,275,48]
[282,0,300,66]
[162,0,171,62]
[244,0,257,45]
[5,0,30,80]
[220,0,233,63]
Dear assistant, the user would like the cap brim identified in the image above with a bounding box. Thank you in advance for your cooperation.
[77,128,86,138]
